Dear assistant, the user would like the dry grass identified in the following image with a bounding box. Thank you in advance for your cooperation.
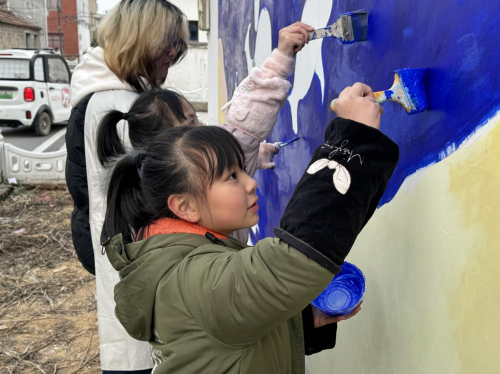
[0,187,100,373]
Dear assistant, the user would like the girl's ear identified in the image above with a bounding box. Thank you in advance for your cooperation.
[167,194,200,223]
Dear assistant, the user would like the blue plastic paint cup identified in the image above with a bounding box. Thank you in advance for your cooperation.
[312,262,366,317]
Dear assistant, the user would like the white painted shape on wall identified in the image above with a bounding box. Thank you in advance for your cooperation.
[287,0,333,134]
[245,6,272,73]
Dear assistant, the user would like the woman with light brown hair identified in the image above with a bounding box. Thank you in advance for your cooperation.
[65,1,189,372]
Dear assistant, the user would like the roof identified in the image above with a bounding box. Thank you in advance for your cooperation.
[0,9,41,30]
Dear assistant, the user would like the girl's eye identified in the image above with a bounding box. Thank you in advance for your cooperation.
[229,172,238,180]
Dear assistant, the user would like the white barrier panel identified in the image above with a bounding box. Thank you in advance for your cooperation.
[3,143,66,184]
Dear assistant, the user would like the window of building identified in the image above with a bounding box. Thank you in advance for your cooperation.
[47,58,69,83]
[26,33,32,48]
[47,0,58,10]
[48,33,64,54]
[189,21,198,42]
[34,34,39,48]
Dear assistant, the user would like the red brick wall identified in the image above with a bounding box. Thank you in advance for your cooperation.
[47,0,78,56]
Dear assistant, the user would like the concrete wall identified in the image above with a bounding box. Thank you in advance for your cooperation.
[163,0,209,108]
[77,0,90,56]
[164,44,208,108]
[9,0,48,48]
[212,0,500,372]
[169,0,208,43]
[0,23,40,49]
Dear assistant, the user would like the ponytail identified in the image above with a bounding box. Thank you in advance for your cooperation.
[97,110,128,166]
[96,89,188,168]
[103,151,151,243]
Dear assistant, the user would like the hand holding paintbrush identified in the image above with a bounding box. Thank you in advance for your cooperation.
[334,83,384,130]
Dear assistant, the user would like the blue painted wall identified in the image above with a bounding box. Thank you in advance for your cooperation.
[219,0,500,240]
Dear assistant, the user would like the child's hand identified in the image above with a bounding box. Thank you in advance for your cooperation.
[258,142,280,170]
[334,83,384,130]
[312,303,362,328]
[278,22,314,57]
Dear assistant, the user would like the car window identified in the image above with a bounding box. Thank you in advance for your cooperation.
[0,59,30,80]
[47,58,69,84]
[34,57,44,82]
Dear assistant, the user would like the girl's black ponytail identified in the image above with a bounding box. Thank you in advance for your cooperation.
[97,110,127,166]
[103,151,151,243]
[96,89,188,168]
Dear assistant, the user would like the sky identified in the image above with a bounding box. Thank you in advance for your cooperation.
[98,0,120,13]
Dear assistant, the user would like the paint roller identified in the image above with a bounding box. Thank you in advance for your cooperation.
[330,68,430,114]
[309,9,368,44]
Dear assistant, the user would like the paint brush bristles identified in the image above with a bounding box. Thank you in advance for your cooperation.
[309,9,368,44]
[375,68,429,114]
[330,68,429,115]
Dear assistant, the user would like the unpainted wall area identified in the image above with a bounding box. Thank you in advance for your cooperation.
[215,0,500,372]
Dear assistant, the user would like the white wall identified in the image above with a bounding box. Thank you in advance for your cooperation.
[164,45,208,105]
[77,0,91,56]
[169,0,208,43]
[207,0,218,119]
[16,0,48,48]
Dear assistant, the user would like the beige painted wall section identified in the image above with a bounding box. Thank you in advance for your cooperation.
[307,114,500,374]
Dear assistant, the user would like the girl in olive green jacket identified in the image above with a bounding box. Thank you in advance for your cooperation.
[102,82,399,373]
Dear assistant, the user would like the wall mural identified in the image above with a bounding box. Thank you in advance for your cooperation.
[219,0,500,235]
[218,1,499,371]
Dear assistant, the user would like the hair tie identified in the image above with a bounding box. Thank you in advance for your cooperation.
[122,112,129,121]
[134,153,144,170]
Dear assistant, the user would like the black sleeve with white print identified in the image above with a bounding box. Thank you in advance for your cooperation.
[275,118,400,273]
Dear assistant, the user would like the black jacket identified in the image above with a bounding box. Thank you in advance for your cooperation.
[65,93,95,275]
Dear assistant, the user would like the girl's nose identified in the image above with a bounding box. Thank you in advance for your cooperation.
[245,174,258,193]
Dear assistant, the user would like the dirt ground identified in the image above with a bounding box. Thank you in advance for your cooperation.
[0,187,100,373]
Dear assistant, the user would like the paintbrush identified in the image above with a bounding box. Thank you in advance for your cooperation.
[276,137,300,148]
[309,9,368,44]
[330,68,429,114]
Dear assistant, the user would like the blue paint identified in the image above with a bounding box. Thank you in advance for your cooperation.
[403,27,413,38]
[395,68,429,113]
[220,0,500,239]
[384,90,393,100]
[312,262,366,317]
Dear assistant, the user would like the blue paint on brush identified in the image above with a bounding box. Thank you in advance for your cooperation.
[278,136,300,147]
[312,262,366,317]
[396,68,429,114]
[341,9,368,44]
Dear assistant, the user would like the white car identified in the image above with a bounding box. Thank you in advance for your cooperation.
[0,48,72,136]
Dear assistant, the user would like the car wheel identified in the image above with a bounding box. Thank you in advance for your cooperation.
[35,112,52,136]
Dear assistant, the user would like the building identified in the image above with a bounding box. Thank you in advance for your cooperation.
[46,0,91,58]
[164,0,209,111]
[0,0,47,49]
[0,8,42,49]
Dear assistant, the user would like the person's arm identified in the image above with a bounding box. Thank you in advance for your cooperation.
[275,83,398,271]
[219,22,313,176]
[180,89,398,347]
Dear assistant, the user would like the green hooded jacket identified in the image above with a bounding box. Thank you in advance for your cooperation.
[105,231,336,373]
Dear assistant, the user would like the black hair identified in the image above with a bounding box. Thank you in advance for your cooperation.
[97,89,187,167]
[104,125,245,243]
